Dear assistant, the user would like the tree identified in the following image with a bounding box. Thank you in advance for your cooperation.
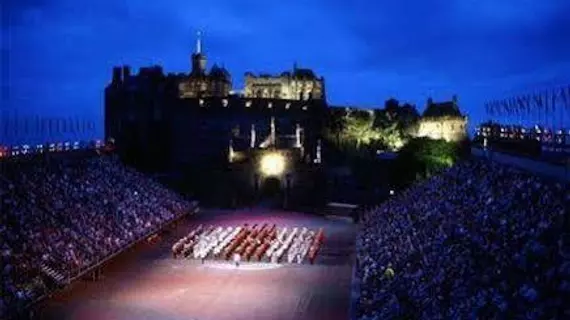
[325,108,348,146]
[344,110,379,148]
[395,137,460,186]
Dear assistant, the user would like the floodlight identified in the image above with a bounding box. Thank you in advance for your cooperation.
[260,153,286,176]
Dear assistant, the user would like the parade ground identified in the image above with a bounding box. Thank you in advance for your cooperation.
[36,209,357,320]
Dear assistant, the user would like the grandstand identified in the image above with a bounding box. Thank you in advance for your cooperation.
[0,150,197,318]
[356,159,569,319]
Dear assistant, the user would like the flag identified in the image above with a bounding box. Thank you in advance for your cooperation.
[563,85,570,111]
[551,88,560,114]
[34,115,41,137]
[523,94,532,116]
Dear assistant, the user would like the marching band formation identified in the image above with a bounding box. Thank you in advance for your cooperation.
[172,224,324,265]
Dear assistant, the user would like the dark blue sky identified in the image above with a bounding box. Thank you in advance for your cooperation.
[2,0,570,143]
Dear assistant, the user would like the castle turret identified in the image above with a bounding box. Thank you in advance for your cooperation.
[122,66,131,81]
[112,67,122,84]
[295,123,302,148]
[250,124,256,149]
[191,31,207,75]
[315,139,322,164]
[270,117,276,146]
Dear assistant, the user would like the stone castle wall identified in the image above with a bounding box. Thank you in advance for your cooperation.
[415,116,468,142]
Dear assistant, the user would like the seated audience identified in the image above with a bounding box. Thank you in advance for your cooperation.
[356,159,569,319]
[0,151,195,317]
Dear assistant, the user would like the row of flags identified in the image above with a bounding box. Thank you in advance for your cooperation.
[485,85,570,116]
[1,115,96,136]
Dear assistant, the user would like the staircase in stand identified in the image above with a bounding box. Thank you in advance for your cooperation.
[40,263,67,286]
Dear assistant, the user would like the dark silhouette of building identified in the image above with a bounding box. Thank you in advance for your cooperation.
[104,40,328,208]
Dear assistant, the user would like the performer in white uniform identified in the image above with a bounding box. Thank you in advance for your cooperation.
[233,253,241,267]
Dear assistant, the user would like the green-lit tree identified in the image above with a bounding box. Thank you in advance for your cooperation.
[395,137,459,186]
[344,110,379,148]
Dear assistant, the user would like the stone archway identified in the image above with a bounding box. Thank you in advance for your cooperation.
[261,177,281,198]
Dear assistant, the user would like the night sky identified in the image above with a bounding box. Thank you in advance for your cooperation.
[3,0,570,143]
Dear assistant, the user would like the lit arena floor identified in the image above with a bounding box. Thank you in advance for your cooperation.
[36,209,357,320]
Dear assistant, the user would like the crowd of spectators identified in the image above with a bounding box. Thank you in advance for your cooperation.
[1,151,195,317]
[356,159,569,319]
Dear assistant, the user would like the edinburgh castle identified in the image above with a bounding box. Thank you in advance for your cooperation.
[105,32,466,172]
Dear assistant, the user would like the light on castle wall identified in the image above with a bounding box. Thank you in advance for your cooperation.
[259,153,286,177]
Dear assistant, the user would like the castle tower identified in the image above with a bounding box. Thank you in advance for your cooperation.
[191,31,207,75]
[112,67,122,84]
